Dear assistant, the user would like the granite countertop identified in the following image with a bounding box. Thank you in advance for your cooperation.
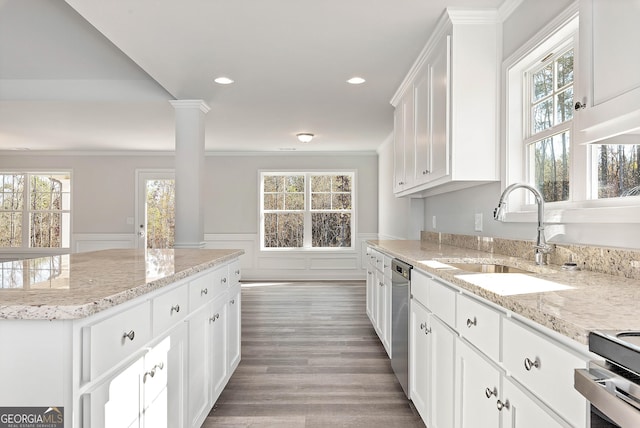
[0,248,244,320]
[368,240,640,345]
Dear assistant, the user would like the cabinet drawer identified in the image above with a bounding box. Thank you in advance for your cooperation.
[229,260,241,286]
[213,264,230,291]
[83,301,151,380]
[427,278,456,328]
[457,293,501,362]
[189,272,215,309]
[411,269,429,307]
[153,284,189,335]
[502,318,588,426]
[383,254,392,279]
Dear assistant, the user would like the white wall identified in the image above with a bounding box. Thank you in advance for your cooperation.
[0,151,378,279]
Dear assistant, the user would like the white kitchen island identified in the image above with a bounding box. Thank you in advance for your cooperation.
[0,248,243,428]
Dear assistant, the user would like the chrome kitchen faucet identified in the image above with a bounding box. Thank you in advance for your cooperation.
[493,183,553,265]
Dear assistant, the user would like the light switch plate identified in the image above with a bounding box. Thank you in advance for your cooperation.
[474,213,483,232]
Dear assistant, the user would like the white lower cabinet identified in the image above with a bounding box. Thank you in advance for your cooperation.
[409,270,455,428]
[187,294,228,428]
[227,285,242,372]
[383,260,590,428]
[500,377,569,428]
[84,330,184,428]
[74,260,242,428]
[455,338,502,428]
[365,248,391,356]
[410,299,430,420]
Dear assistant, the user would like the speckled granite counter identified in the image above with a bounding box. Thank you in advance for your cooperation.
[368,239,640,345]
[0,248,244,320]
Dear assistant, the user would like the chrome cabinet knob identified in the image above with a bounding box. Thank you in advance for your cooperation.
[209,313,220,323]
[524,357,540,371]
[201,288,208,296]
[171,304,180,314]
[485,387,497,399]
[496,399,510,411]
[466,317,477,328]
[122,330,135,341]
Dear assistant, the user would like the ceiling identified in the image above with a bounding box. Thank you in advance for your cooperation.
[0,0,506,153]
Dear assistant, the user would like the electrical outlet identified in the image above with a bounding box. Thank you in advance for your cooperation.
[432,216,437,229]
[474,213,483,232]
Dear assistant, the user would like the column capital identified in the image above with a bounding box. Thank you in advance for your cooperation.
[169,99,211,114]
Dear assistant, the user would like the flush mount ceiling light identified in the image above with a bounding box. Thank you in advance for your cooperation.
[214,76,234,85]
[347,76,366,85]
[296,133,314,143]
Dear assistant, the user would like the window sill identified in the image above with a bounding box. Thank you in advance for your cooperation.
[503,199,640,224]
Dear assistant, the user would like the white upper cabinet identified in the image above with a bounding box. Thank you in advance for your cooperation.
[391,9,500,197]
[575,0,640,143]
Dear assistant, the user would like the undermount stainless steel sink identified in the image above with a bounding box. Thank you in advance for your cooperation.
[448,263,534,274]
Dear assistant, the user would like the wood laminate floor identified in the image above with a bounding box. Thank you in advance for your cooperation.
[202,281,426,428]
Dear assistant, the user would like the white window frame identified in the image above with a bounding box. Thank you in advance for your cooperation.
[502,3,640,224]
[0,170,72,255]
[259,170,356,252]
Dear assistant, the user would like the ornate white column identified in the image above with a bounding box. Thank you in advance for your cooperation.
[170,100,210,248]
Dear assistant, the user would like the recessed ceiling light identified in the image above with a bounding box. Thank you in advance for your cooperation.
[214,77,234,85]
[347,77,366,85]
[296,133,314,143]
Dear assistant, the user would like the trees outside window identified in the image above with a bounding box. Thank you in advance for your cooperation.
[0,173,71,249]
[525,47,573,203]
[261,172,354,249]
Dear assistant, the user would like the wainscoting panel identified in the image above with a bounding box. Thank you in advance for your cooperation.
[205,233,378,281]
[73,233,137,253]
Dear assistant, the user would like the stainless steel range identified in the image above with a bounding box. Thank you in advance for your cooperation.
[575,331,640,427]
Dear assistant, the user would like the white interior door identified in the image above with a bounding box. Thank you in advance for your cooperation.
[136,170,175,249]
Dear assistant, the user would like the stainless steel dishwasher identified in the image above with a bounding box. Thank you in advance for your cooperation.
[391,258,412,397]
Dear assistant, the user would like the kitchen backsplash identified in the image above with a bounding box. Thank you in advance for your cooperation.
[421,231,640,281]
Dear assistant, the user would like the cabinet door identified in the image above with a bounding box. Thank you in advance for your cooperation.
[577,0,640,141]
[366,260,376,322]
[428,33,450,181]
[210,297,228,402]
[394,90,415,192]
[187,304,212,428]
[429,315,455,428]
[501,377,569,428]
[103,358,144,428]
[375,271,388,353]
[414,64,432,186]
[455,339,501,428]
[409,299,430,423]
[227,286,242,372]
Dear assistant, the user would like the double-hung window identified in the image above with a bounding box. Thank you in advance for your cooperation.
[260,171,354,250]
[525,46,574,203]
[0,172,71,250]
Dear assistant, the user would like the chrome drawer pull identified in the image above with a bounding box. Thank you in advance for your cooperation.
[171,304,180,314]
[496,399,510,411]
[209,313,220,323]
[420,322,426,330]
[201,288,208,296]
[485,387,497,399]
[221,277,227,284]
[524,357,540,371]
[235,269,240,275]
[143,362,165,383]
[466,317,477,328]
[122,330,135,341]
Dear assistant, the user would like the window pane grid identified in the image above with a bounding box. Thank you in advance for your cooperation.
[262,172,353,249]
[0,172,70,249]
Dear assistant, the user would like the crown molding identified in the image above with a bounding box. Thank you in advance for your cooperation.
[169,99,211,113]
